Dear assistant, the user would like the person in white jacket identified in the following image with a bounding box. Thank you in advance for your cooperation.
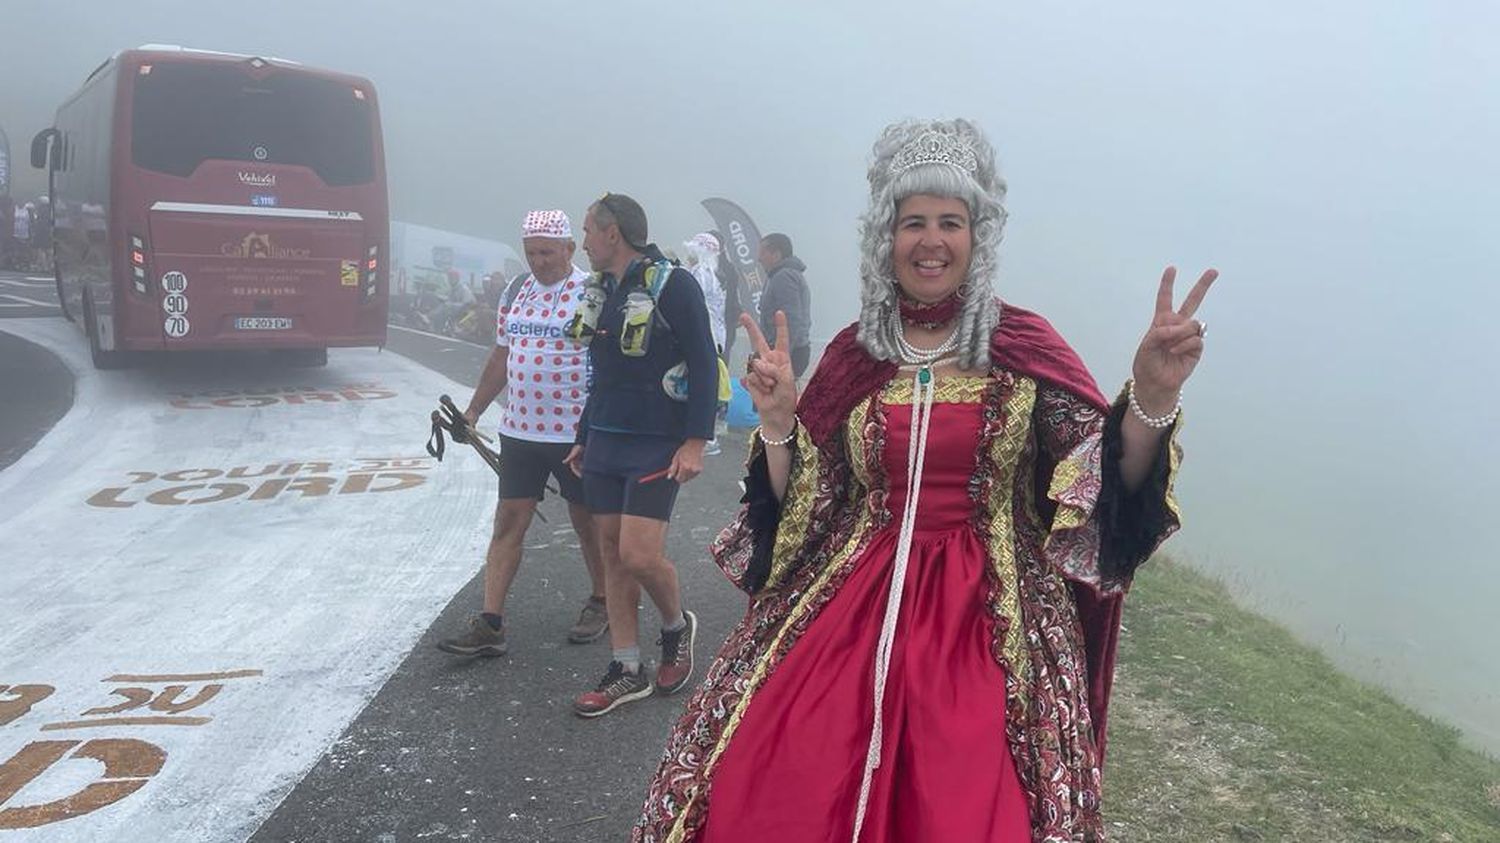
[684,232,730,455]
[684,232,727,351]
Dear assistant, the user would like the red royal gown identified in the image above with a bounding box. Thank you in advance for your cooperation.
[697,394,1031,842]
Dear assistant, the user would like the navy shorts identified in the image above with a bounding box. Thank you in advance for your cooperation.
[581,431,682,521]
[498,435,585,504]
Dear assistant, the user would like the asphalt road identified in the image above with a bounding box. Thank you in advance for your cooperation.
[0,328,72,471]
[0,271,72,470]
[251,325,753,843]
[0,269,63,318]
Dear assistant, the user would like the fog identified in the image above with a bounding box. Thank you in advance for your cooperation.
[3,1,1496,751]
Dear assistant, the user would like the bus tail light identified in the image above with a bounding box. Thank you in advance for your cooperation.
[363,244,379,300]
[130,235,149,294]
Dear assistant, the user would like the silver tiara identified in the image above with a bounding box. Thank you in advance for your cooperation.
[888,130,980,178]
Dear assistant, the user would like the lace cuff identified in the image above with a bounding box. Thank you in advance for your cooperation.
[1044,389,1182,592]
[719,424,821,594]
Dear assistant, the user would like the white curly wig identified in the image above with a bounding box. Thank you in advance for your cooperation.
[856,118,1008,370]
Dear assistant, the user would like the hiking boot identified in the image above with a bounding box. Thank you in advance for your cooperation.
[654,610,697,695]
[437,615,507,657]
[573,660,652,718]
[568,596,609,644]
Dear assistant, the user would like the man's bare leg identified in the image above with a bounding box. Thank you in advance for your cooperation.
[616,515,681,622]
[438,497,534,657]
[568,501,606,600]
[483,498,539,615]
[565,500,609,643]
[595,514,642,657]
[617,514,695,695]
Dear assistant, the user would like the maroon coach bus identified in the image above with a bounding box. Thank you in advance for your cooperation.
[31,45,388,368]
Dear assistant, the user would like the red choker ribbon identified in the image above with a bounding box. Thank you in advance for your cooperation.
[898,293,961,328]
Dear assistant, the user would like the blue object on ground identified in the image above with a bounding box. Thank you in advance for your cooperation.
[726,379,760,429]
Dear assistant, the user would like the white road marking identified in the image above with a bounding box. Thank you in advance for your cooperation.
[0,293,60,307]
[0,318,492,841]
[387,323,491,350]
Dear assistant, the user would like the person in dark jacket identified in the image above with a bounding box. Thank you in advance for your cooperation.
[757,232,813,377]
[565,192,717,717]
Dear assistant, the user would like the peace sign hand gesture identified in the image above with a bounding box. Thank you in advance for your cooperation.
[740,311,798,436]
[1131,266,1218,412]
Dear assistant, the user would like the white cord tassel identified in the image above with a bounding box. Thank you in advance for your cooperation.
[852,364,936,842]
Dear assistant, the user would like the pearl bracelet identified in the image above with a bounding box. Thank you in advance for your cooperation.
[1127,379,1181,429]
[757,418,799,447]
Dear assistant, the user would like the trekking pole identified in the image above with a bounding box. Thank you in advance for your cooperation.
[439,394,495,444]
[427,396,502,476]
[426,395,551,522]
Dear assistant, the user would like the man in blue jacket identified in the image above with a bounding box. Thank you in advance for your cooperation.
[565,193,718,717]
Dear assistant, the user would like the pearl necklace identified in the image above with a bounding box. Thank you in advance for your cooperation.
[890,312,959,365]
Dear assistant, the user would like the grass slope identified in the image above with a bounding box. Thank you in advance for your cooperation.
[1104,560,1500,842]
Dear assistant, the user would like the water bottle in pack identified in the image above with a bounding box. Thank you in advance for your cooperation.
[566,278,607,340]
[618,289,656,357]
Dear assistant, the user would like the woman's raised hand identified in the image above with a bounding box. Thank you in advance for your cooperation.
[1131,266,1218,411]
[740,311,799,435]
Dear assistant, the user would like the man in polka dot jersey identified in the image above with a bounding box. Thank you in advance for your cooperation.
[437,210,608,658]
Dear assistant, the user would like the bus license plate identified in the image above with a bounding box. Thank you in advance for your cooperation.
[235,317,293,330]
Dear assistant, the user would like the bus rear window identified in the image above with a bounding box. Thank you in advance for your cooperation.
[131,62,375,186]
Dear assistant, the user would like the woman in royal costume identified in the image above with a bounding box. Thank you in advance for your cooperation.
[634,118,1218,843]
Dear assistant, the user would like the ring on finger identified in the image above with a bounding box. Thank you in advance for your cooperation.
[1197,320,1208,339]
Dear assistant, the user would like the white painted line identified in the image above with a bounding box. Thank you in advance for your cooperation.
[387,322,491,350]
[0,318,492,842]
[149,201,364,221]
[26,275,56,283]
[0,293,59,307]
[2,278,56,287]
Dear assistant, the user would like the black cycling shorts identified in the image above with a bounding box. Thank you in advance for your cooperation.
[581,431,682,521]
[498,435,585,504]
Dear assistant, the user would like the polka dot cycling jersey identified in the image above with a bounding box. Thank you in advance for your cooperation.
[496,266,591,443]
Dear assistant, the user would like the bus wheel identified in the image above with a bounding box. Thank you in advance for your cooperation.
[83,291,129,370]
